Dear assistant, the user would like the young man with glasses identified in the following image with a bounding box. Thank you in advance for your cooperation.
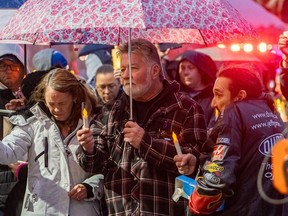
[95,64,121,105]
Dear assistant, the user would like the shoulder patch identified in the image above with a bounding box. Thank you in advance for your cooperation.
[212,145,228,161]
[216,137,230,145]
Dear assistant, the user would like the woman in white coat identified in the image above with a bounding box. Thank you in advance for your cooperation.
[0,68,104,216]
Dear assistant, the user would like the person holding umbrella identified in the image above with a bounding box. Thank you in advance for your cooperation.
[76,38,207,215]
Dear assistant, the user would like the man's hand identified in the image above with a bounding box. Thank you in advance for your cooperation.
[123,121,145,149]
[173,153,197,175]
[76,128,95,154]
[68,184,87,201]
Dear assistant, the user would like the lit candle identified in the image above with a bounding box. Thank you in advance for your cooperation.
[82,103,89,129]
[172,131,183,156]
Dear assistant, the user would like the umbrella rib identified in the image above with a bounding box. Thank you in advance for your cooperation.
[117,27,120,45]
[198,30,208,47]
[33,32,39,45]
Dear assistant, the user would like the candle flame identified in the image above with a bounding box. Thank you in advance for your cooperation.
[215,108,219,118]
[82,107,88,118]
[172,131,178,143]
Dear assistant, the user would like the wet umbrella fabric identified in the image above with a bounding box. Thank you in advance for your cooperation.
[0,0,257,119]
[0,0,256,45]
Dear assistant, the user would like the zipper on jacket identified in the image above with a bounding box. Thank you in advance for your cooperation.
[34,136,48,168]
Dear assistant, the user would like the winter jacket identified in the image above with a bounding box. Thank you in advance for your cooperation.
[78,80,207,216]
[189,100,285,216]
[0,104,104,216]
[181,84,215,129]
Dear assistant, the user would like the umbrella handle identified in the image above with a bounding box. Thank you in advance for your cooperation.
[128,28,133,120]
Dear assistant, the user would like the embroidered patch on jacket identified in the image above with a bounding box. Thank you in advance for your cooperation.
[204,162,224,173]
[216,137,230,145]
[204,172,221,184]
[212,145,228,161]
[258,133,284,157]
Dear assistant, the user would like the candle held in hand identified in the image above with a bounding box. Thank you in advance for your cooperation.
[172,131,183,156]
[82,106,89,129]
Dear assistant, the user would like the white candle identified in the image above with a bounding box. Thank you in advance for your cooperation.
[82,103,89,129]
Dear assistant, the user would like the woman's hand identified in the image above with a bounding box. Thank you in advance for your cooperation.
[68,184,87,201]
[77,128,95,154]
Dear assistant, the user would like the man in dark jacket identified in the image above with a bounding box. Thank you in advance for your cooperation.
[175,64,285,215]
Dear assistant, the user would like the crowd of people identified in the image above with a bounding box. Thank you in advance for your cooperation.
[0,32,287,216]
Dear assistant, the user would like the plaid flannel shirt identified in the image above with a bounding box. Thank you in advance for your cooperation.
[79,80,207,216]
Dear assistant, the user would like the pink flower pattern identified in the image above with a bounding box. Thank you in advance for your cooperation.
[0,0,256,45]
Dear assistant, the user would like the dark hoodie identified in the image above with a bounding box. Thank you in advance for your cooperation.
[175,50,217,129]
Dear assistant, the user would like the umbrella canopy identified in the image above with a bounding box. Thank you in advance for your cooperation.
[0,0,27,32]
[0,0,256,45]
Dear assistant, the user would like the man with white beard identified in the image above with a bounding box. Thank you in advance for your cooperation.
[77,38,207,216]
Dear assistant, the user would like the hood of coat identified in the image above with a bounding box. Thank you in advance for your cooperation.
[0,44,25,67]
[174,50,217,87]
[32,48,67,71]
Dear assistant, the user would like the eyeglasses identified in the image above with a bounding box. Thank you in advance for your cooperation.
[96,83,117,91]
[0,63,21,72]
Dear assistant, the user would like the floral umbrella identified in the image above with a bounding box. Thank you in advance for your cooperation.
[0,0,256,45]
[0,0,257,119]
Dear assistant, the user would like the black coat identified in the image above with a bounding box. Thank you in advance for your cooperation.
[0,165,18,210]
[191,100,285,216]
[0,89,15,109]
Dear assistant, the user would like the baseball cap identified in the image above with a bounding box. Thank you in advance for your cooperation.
[0,54,21,64]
